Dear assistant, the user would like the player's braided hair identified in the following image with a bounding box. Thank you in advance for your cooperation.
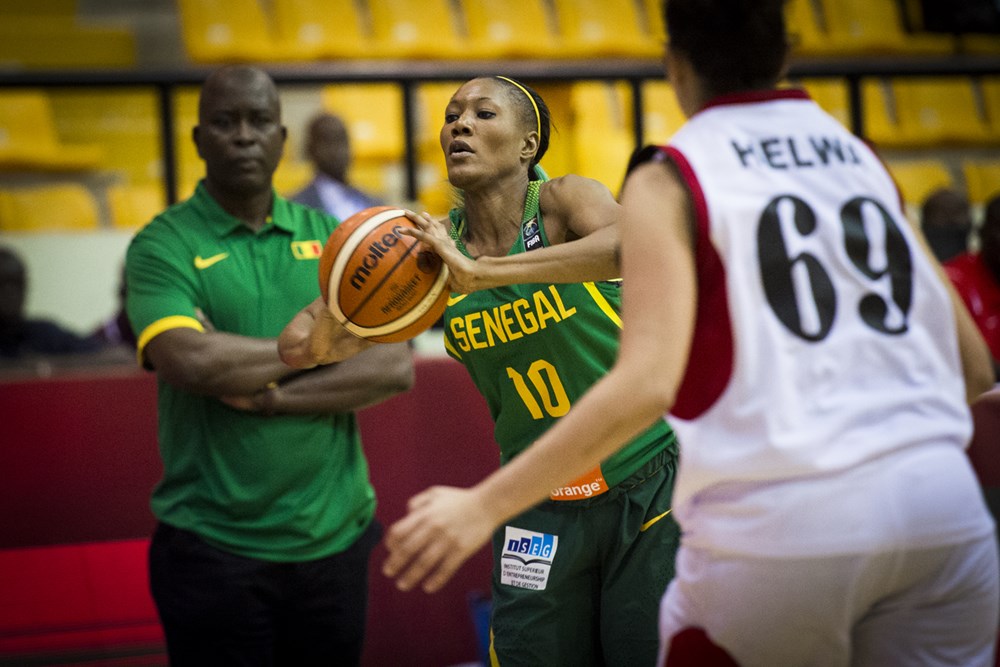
[664,0,788,97]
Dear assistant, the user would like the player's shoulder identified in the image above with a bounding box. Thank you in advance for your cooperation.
[540,173,615,208]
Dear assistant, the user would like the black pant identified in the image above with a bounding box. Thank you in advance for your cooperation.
[149,521,380,667]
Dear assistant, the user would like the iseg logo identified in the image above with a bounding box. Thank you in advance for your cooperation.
[350,225,405,289]
[501,527,558,566]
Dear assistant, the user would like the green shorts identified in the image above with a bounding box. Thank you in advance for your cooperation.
[488,448,680,667]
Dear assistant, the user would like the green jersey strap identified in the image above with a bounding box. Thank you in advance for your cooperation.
[449,180,545,257]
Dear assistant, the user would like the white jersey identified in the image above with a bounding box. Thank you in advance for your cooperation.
[658,90,993,557]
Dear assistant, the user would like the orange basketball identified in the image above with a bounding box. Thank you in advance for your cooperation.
[319,206,450,343]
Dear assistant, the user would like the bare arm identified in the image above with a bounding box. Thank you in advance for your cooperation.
[402,175,621,293]
[382,161,697,592]
[228,341,415,415]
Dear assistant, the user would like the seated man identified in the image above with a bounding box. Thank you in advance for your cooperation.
[0,246,101,359]
[290,111,382,221]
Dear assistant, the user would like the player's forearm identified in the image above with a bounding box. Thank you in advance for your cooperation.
[473,225,620,289]
[267,342,415,414]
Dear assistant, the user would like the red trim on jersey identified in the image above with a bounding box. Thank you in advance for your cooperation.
[700,88,810,113]
[665,628,739,667]
[660,146,735,420]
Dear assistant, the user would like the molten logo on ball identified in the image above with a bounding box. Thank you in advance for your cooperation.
[318,206,450,343]
[349,225,405,290]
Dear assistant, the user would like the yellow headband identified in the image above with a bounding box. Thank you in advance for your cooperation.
[496,76,541,137]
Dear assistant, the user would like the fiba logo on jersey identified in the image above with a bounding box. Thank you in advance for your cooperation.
[523,218,542,251]
[500,526,558,590]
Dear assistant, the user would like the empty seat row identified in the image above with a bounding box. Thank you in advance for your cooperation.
[796,77,1000,148]
[2,76,997,225]
[176,0,999,66]
[177,0,663,63]
[2,157,997,234]
[0,0,136,70]
[0,183,164,232]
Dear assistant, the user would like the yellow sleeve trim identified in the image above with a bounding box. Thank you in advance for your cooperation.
[443,336,462,360]
[136,315,205,367]
[582,282,622,329]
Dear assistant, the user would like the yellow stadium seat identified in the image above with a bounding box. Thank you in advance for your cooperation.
[0,91,104,172]
[643,80,687,145]
[885,159,955,208]
[351,161,399,201]
[570,82,636,193]
[320,85,406,162]
[368,0,466,58]
[459,0,560,58]
[0,184,101,232]
[530,83,575,179]
[860,79,905,148]
[785,0,837,56]
[981,77,1000,141]
[797,79,852,127]
[48,89,163,185]
[0,19,136,70]
[963,161,1000,205]
[273,158,313,197]
[271,0,369,59]
[0,0,77,16]
[957,33,1000,55]
[642,0,666,45]
[416,82,461,172]
[417,162,459,217]
[891,78,992,146]
[107,183,166,230]
[551,0,661,57]
[817,0,953,55]
[172,87,202,201]
[176,0,280,63]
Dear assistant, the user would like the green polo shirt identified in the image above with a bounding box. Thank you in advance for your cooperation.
[125,182,374,562]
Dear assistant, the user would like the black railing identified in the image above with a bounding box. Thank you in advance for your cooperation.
[1,54,998,203]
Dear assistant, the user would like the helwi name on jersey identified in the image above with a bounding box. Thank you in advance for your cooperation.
[730,135,862,170]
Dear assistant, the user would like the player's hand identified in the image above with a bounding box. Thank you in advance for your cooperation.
[401,210,480,294]
[382,485,496,593]
[279,297,372,368]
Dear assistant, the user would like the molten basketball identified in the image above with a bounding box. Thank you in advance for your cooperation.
[319,206,450,343]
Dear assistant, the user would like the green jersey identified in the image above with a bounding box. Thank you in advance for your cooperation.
[126,182,375,561]
[443,181,677,498]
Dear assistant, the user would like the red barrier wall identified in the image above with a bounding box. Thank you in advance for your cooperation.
[0,356,498,666]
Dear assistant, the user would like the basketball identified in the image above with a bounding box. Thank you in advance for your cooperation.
[318,206,450,343]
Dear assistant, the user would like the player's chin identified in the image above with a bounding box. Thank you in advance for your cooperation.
[444,164,484,191]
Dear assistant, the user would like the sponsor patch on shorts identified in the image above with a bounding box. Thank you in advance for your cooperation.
[500,526,558,590]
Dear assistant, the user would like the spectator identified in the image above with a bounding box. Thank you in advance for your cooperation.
[290,111,382,221]
[88,265,136,349]
[921,187,973,263]
[945,193,1000,379]
[0,246,101,359]
[124,65,414,665]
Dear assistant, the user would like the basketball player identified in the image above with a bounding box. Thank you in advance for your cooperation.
[383,2,999,665]
[364,76,678,666]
